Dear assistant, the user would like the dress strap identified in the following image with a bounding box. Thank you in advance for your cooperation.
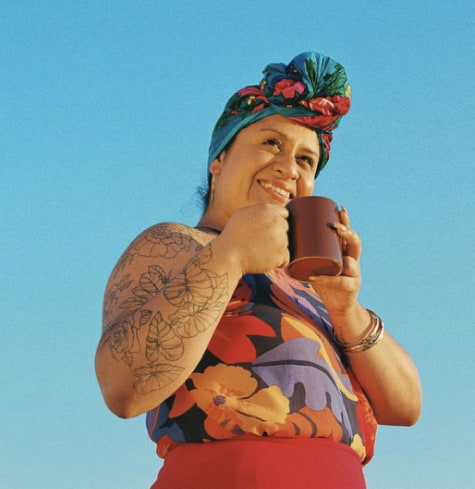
[195,226,221,234]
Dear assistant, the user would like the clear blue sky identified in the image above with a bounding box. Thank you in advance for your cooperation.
[1,1,474,488]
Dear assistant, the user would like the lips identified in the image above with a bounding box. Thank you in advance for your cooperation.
[258,180,294,201]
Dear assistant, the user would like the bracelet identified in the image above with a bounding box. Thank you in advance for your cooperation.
[334,309,385,353]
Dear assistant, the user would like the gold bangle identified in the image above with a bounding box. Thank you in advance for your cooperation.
[334,309,385,353]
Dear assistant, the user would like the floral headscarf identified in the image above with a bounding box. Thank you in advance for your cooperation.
[208,51,351,177]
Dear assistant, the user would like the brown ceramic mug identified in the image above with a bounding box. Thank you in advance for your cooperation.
[286,196,343,281]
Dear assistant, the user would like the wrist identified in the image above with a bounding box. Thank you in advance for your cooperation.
[333,309,385,353]
[330,303,372,345]
[211,234,245,277]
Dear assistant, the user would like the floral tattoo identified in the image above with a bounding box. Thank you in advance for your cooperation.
[102,227,228,395]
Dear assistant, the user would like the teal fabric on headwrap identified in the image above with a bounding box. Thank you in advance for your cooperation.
[208,51,351,177]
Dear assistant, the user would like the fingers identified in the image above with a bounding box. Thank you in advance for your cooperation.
[339,206,351,227]
[275,203,290,223]
[225,203,290,274]
[341,255,361,278]
[307,206,363,313]
[332,224,362,261]
[332,207,362,260]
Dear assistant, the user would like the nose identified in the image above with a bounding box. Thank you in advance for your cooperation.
[271,152,299,180]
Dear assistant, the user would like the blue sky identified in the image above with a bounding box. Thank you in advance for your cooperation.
[1,1,474,488]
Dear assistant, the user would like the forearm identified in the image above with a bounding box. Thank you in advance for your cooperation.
[330,304,422,426]
[95,238,243,418]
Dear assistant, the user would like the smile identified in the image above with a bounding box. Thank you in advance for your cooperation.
[258,181,293,200]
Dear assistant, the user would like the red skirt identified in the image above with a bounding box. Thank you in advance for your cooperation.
[150,436,366,489]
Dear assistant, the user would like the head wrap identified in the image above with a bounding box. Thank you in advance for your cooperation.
[208,51,351,177]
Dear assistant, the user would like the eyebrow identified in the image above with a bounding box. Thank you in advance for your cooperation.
[258,127,320,157]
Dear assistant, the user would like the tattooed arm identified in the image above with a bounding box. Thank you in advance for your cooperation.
[95,223,242,418]
[96,204,290,418]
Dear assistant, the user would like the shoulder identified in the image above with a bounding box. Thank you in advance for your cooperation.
[111,222,211,274]
[130,222,216,246]
[131,222,201,244]
[130,221,196,247]
[102,222,211,329]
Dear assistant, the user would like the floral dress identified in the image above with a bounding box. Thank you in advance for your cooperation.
[146,268,377,464]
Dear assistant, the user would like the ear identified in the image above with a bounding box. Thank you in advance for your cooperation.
[209,156,223,175]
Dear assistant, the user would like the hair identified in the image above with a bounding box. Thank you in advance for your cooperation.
[198,136,236,211]
[197,171,212,211]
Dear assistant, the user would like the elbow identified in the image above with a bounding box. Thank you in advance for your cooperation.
[402,380,424,426]
[376,407,421,427]
[402,399,423,426]
[100,385,170,419]
[95,345,178,418]
[95,366,168,419]
[97,372,150,418]
[376,391,423,427]
[95,359,146,419]
[102,391,143,419]
[96,373,139,418]
[392,406,421,427]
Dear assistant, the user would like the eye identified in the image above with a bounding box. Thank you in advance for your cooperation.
[263,138,281,150]
[297,155,316,170]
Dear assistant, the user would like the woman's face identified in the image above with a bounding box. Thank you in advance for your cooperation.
[209,114,320,221]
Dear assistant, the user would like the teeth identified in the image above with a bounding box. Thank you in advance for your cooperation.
[260,181,290,198]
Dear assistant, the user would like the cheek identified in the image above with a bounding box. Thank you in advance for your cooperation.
[298,176,315,196]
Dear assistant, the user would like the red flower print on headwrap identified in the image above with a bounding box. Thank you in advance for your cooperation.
[208,51,351,177]
[300,95,350,116]
[273,79,306,99]
[237,86,269,114]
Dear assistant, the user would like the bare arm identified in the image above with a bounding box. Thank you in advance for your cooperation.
[310,208,422,426]
[95,223,241,418]
[95,204,290,418]
[329,305,422,426]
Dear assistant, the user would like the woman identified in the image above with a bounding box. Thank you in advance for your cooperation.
[95,52,422,488]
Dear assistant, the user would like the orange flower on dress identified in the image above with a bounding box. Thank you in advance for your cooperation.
[190,364,289,439]
[273,406,343,441]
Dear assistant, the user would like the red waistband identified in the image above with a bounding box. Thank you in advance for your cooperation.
[151,436,366,489]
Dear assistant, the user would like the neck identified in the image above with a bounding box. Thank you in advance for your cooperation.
[198,208,226,232]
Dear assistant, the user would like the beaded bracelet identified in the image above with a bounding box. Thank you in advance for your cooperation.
[334,309,385,353]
